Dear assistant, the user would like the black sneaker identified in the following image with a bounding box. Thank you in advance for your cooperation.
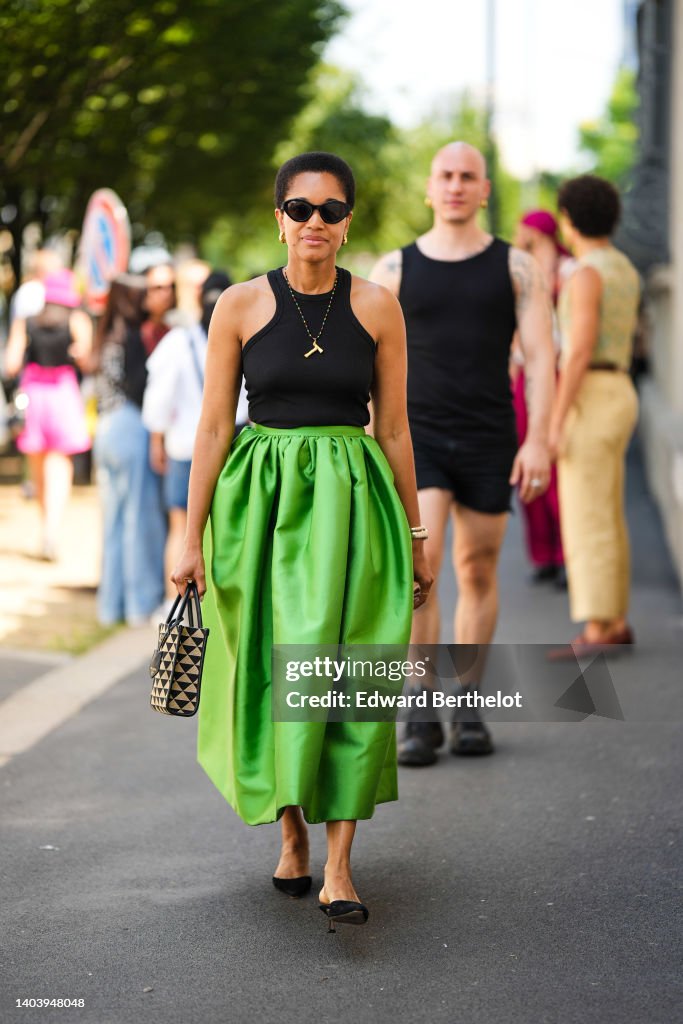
[397,720,444,767]
[553,566,568,591]
[449,710,494,757]
[529,564,559,584]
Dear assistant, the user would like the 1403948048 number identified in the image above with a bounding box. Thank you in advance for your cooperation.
[16,999,86,1008]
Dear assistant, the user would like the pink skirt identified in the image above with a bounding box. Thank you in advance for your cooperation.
[17,364,91,455]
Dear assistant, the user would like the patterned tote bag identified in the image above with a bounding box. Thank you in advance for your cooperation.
[149,581,209,717]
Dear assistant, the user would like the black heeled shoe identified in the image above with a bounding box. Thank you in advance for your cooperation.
[272,875,312,898]
[319,900,369,932]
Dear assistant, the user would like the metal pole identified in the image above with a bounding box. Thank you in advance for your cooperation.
[484,0,499,234]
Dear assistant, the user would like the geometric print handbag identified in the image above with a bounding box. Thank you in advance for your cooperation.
[149,581,209,717]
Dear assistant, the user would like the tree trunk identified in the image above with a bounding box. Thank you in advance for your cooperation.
[6,184,24,290]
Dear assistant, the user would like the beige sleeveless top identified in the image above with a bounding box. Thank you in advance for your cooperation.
[558,245,640,370]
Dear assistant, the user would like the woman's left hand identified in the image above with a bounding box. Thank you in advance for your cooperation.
[412,545,434,609]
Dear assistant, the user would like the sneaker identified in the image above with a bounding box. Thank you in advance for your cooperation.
[529,564,558,584]
[397,720,444,767]
[40,534,58,562]
[553,567,568,591]
[151,598,175,622]
[126,614,152,629]
[40,542,57,562]
[449,709,495,756]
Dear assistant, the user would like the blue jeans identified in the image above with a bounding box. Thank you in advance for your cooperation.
[164,458,192,510]
[94,402,167,624]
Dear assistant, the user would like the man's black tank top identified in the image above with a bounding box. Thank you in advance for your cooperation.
[399,238,517,445]
[242,267,375,428]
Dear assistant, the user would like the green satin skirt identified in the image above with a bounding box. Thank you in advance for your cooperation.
[197,424,413,825]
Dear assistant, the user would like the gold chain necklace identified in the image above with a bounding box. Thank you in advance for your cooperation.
[283,268,338,358]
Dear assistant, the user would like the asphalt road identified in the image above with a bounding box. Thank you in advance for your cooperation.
[2,440,682,1024]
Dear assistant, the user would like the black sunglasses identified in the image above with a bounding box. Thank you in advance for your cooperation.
[281,198,351,224]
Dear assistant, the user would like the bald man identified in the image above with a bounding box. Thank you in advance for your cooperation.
[371,142,555,765]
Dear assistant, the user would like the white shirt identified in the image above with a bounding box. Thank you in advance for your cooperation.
[142,324,248,462]
[11,281,45,321]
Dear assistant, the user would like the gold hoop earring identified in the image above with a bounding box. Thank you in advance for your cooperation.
[342,234,348,246]
[279,230,286,244]
[424,196,432,207]
[480,198,489,209]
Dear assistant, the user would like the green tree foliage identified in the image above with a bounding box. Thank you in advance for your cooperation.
[513,170,568,230]
[0,0,344,275]
[578,67,639,184]
[203,65,397,278]
[276,66,396,248]
[378,92,523,248]
[204,84,530,277]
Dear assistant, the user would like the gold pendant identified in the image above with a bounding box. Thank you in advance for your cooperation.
[304,339,324,358]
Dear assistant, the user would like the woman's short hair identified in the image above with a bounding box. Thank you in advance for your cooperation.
[558,175,621,238]
[274,152,355,209]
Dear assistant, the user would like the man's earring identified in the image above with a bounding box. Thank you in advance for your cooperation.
[342,234,348,246]
[278,229,286,243]
[424,196,432,207]
[480,198,489,209]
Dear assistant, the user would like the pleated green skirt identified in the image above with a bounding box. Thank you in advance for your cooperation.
[197,424,413,825]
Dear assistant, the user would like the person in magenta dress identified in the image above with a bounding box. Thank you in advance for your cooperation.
[4,269,92,560]
[511,210,573,586]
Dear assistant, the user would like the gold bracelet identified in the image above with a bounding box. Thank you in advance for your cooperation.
[410,525,429,541]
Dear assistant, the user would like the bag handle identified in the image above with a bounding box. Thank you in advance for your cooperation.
[187,326,205,393]
[165,580,203,629]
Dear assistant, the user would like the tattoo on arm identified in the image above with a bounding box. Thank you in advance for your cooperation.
[510,248,536,315]
[384,251,402,277]
[511,248,555,433]
[510,248,553,324]
[373,251,402,293]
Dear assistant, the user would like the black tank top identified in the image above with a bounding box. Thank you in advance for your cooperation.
[25,316,73,368]
[242,267,375,428]
[399,238,517,444]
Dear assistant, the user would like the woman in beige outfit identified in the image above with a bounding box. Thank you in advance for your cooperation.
[550,175,640,654]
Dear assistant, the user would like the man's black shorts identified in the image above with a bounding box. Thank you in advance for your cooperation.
[411,425,517,514]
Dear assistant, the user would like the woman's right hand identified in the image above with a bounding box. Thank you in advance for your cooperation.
[171,544,206,598]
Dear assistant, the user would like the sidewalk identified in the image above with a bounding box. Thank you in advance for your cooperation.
[0,481,108,653]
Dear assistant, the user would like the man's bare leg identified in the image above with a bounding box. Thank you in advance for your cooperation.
[449,504,509,755]
[400,488,452,766]
[452,504,509,646]
[410,488,452,646]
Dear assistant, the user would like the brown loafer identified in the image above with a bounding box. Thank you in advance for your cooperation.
[547,627,635,661]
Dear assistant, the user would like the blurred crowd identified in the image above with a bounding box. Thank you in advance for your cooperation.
[0,188,646,635]
[1,248,247,626]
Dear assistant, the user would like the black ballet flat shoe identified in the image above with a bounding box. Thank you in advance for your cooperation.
[319,900,369,932]
[272,875,312,898]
